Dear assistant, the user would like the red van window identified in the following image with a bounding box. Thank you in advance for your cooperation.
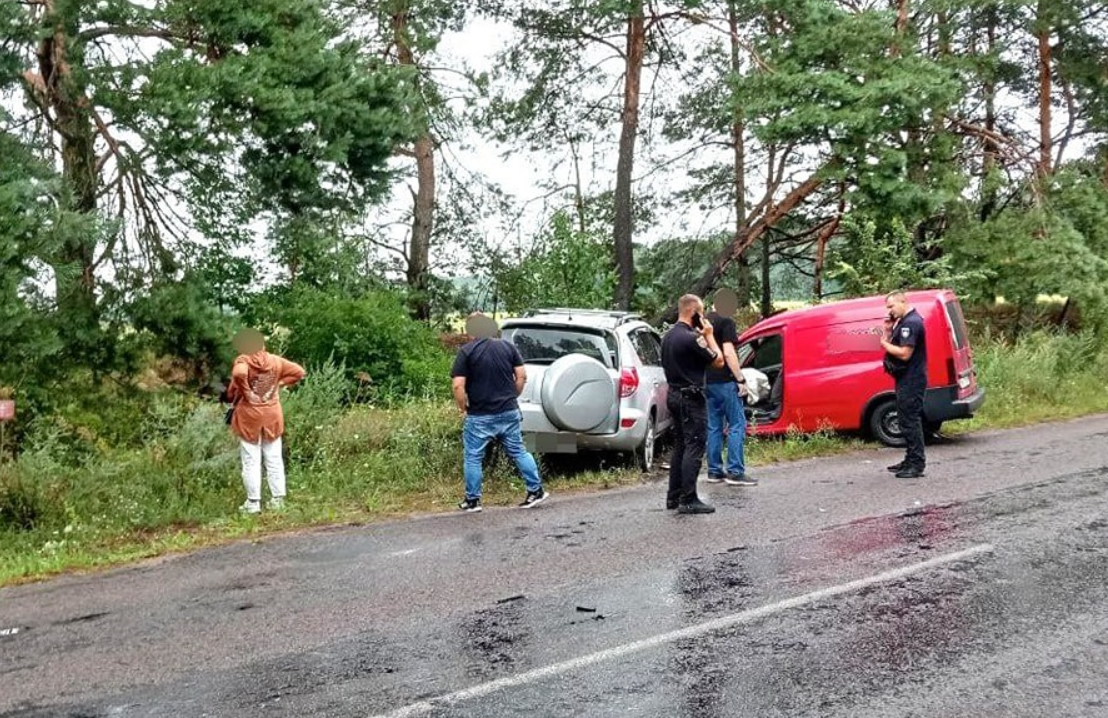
[944,300,969,350]
[741,334,783,370]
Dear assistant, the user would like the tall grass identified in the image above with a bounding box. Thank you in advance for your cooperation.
[4,331,1108,584]
[957,329,1108,430]
[0,363,551,583]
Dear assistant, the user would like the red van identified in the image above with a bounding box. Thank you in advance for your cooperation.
[738,289,985,446]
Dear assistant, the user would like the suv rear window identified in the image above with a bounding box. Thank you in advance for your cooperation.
[502,326,619,369]
[944,300,968,350]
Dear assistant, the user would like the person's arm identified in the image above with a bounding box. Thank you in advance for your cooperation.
[279,358,307,387]
[228,359,248,401]
[514,366,527,396]
[450,350,469,415]
[722,342,748,396]
[452,376,468,415]
[880,320,916,361]
[880,339,914,361]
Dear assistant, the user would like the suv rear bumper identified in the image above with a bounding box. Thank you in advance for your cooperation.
[520,403,650,453]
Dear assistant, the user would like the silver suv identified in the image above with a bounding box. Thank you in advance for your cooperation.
[500,309,671,470]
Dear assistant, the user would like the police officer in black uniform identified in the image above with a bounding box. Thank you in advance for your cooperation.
[661,294,725,514]
[880,291,927,478]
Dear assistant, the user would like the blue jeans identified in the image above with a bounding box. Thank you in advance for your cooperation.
[706,382,747,477]
[463,410,543,500]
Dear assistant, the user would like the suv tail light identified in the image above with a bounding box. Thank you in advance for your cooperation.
[619,366,640,398]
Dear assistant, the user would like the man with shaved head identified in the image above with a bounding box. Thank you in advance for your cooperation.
[660,293,726,514]
[880,291,927,478]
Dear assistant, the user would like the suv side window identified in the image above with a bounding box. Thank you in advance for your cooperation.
[631,329,662,366]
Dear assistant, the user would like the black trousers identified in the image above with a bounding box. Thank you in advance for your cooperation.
[667,390,707,504]
[896,375,927,470]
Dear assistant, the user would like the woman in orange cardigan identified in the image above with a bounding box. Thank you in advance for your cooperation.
[226,329,306,514]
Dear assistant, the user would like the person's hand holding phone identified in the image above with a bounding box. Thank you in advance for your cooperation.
[694,313,714,336]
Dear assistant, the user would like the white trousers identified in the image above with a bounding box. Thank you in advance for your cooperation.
[240,437,286,502]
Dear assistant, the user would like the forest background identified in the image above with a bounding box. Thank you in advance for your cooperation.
[2,0,1108,582]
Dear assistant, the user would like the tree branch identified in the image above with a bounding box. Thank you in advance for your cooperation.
[76,26,183,44]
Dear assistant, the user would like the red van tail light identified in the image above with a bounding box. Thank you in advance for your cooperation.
[946,358,956,386]
[619,366,640,398]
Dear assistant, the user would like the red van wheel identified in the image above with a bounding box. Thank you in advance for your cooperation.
[868,399,907,448]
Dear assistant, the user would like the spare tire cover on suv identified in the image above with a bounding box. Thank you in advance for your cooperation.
[540,354,616,432]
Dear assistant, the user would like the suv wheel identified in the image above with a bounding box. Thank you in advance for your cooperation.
[869,399,907,447]
[635,414,656,471]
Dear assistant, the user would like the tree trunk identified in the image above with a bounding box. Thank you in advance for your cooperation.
[813,189,844,301]
[568,133,587,235]
[394,5,435,321]
[892,0,909,57]
[655,166,830,324]
[38,5,100,338]
[759,233,772,318]
[980,4,1000,221]
[728,1,750,311]
[613,3,645,310]
[406,135,435,320]
[1036,1,1053,180]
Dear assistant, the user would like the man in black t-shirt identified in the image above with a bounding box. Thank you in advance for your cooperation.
[661,294,725,514]
[880,291,928,479]
[451,313,547,512]
[705,288,756,487]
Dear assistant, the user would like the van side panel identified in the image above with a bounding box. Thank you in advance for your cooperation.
[787,321,890,432]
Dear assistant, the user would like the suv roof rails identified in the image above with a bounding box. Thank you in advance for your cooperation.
[523,308,644,326]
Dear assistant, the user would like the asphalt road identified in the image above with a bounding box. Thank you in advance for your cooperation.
[4,416,1108,717]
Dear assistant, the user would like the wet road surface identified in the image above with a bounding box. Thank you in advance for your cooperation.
[4,416,1108,717]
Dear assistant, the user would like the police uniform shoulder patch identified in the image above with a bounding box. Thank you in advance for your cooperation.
[900,327,911,338]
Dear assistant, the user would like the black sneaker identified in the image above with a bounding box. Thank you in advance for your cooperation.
[724,474,758,486]
[458,498,482,513]
[519,489,549,508]
[895,467,925,479]
[666,498,679,510]
[704,474,726,484]
[887,462,906,472]
[677,499,716,514]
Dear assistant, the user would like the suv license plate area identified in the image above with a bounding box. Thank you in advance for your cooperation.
[526,433,578,454]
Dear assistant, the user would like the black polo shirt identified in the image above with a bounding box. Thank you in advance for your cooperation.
[705,313,739,384]
[890,308,927,382]
[451,338,523,415]
[661,321,717,390]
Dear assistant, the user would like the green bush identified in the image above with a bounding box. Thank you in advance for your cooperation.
[255,287,452,400]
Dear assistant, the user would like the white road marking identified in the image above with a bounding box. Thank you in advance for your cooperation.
[370,543,994,718]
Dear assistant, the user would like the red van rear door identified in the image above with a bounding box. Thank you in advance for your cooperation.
[942,296,977,399]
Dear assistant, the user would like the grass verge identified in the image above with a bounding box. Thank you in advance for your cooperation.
[3,330,1108,586]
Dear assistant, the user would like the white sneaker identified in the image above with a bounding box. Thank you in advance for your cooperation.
[239,500,261,514]
[269,497,285,511]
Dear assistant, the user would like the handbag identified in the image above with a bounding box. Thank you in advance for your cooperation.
[224,404,235,425]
